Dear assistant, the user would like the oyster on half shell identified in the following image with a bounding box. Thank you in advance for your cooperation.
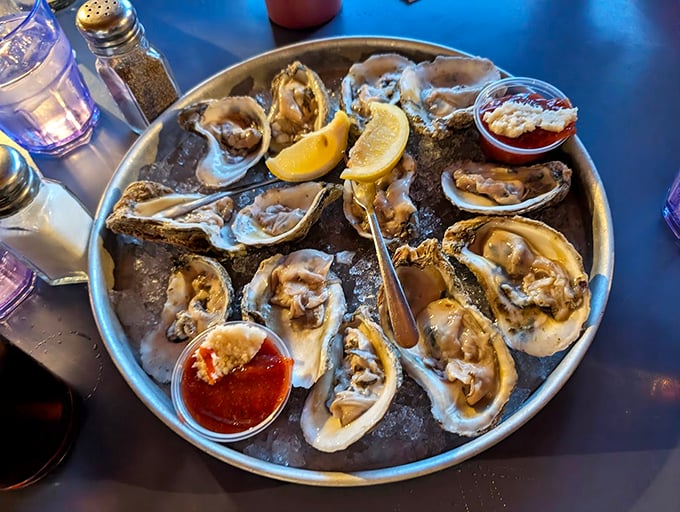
[443,216,591,357]
[342,153,418,242]
[267,61,331,153]
[378,239,517,436]
[441,160,572,215]
[105,180,245,255]
[300,306,402,453]
[140,254,233,384]
[178,96,271,189]
[398,56,501,138]
[232,181,342,246]
[241,249,346,388]
[340,53,415,133]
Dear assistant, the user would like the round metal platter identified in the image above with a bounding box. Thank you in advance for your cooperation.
[88,36,614,486]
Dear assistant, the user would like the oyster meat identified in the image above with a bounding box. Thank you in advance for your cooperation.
[443,216,591,357]
[140,254,233,384]
[105,180,245,255]
[267,61,331,153]
[178,96,271,188]
[378,239,517,436]
[441,160,572,215]
[300,306,402,453]
[340,53,415,132]
[342,153,418,242]
[241,249,346,388]
[398,56,501,138]
[232,181,342,246]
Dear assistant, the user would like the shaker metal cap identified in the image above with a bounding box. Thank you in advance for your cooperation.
[0,145,39,218]
[76,0,143,55]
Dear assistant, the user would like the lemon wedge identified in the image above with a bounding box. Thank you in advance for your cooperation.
[265,110,350,182]
[340,102,409,182]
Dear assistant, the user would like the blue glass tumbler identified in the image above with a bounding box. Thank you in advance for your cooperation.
[662,170,680,240]
[0,0,99,156]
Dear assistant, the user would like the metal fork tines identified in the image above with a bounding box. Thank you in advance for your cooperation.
[153,177,280,219]
[351,180,419,349]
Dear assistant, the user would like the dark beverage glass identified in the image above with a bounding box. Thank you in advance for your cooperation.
[0,335,80,490]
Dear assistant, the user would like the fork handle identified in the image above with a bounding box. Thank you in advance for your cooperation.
[366,211,419,349]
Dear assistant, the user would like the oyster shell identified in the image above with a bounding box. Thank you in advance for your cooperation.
[378,239,517,436]
[232,181,342,246]
[241,249,347,388]
[267,61,331,153]
[342,153,418,242]
[300,306,402,453]
[339,53,415,133]
[442,216,591,357]
[105,180,245,255]
[140,254,233,384]
[441,160,572,215]
[178,96,271,188]
[398,56,501,138]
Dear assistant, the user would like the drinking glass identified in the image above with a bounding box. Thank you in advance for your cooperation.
[0,246,34,320]
[0,0,99,156]
[663,169,680,240]
[0,335,81,490]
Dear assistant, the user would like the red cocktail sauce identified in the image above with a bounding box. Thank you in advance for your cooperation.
[481,93,576,149]
[180,338,293,434]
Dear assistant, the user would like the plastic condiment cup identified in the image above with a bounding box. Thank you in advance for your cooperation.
[473,77,576,165]
[171,321,293,443]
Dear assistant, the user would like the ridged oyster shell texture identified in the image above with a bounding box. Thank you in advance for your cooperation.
[106,49,593,472]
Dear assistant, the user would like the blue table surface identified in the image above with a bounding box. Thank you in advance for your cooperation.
[1,1,679,510]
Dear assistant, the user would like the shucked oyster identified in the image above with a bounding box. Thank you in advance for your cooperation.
[378,239,517,436]
[241,249,346,388]
[300,306,402,453]
[232,181,342,246]
[443,216,591,357]
[140,254,233,384]
[105,180,245,255]
[340,53,415,133]
[342,153,418,242]
[441,160,572,215]
[399,56,501,138]
[178,96,271,188]
[268,61,331,153]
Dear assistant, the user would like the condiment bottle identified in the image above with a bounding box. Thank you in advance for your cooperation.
[0,145,92,286]
[75,0,181,134]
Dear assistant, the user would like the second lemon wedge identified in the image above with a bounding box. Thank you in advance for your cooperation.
[265,110,350,182]
[339,102,409,182]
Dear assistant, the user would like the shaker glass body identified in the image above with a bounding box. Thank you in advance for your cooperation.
[0,179,92,285]
[94,39,180,134]
[0,0,99,156]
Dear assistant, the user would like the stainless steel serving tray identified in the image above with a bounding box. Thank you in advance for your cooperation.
[88,36,614,486]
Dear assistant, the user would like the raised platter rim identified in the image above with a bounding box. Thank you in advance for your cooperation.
[88,35,614,487]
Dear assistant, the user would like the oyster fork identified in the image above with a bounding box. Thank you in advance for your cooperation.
[351,180,419,349]
[153,177,280,219]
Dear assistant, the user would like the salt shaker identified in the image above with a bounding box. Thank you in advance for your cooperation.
[0,145,92,286]
[75,0,181,134]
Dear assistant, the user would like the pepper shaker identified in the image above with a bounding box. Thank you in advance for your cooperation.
[0,145,92,286]
[76,0,181,134]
